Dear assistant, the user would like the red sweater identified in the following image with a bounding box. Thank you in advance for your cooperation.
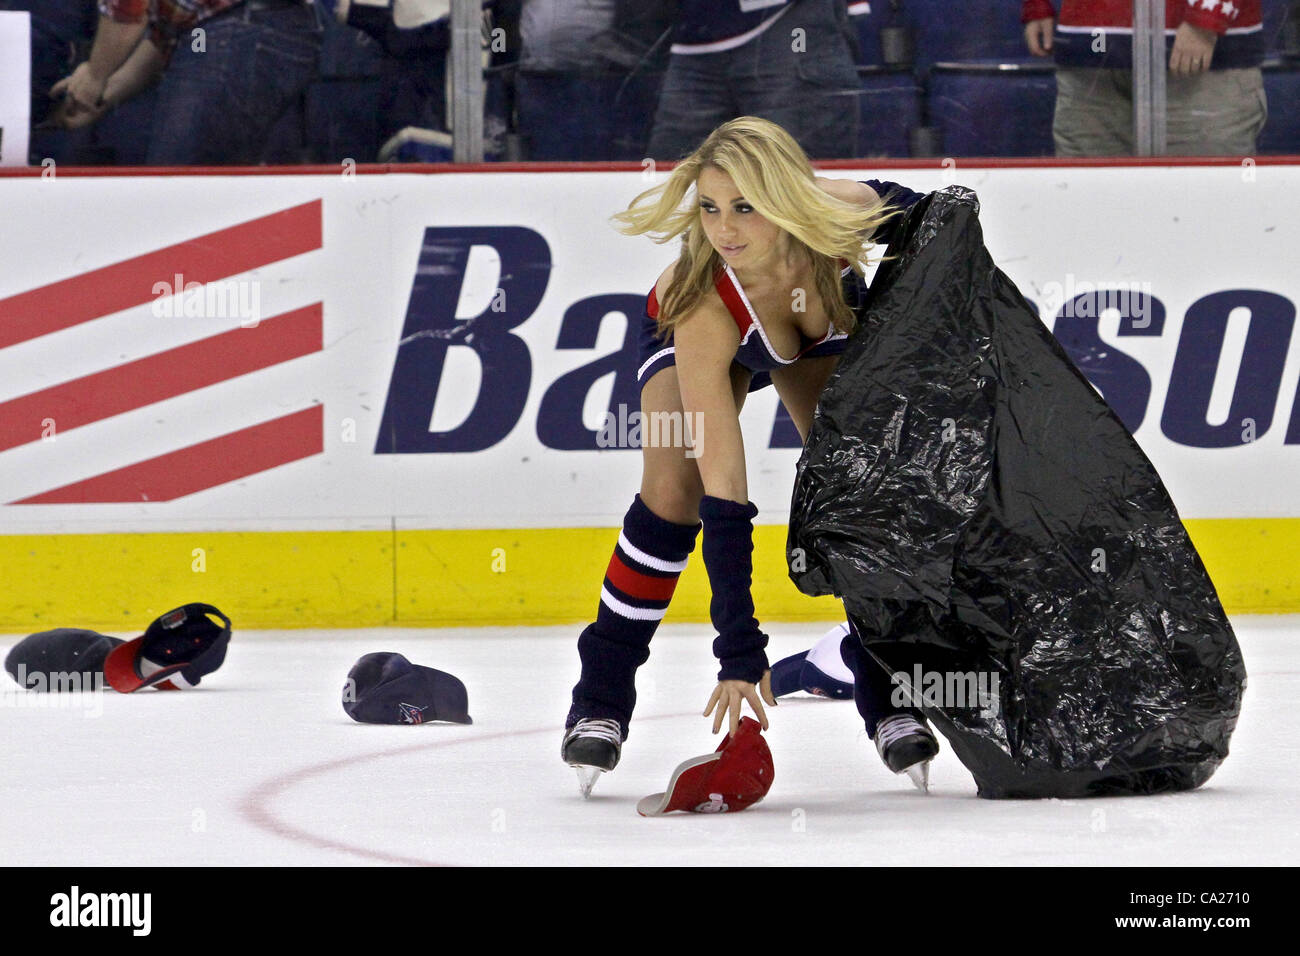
[1020,0,1265,68]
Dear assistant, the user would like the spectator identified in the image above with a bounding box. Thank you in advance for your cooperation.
[52,0,323,165]
[646,0,862,162]
[1023,0,1267,156]
[323,0,512,160]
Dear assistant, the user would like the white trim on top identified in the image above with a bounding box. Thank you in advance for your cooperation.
[669,4,792,55]
[722,264,793,364]
[722,263,846,364]
[1055,24,1263,37]
[638,346,676,381]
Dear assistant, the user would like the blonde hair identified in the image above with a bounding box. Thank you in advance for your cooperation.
[611,116,900,341]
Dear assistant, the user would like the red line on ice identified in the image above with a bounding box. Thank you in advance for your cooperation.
[237,712,696,867]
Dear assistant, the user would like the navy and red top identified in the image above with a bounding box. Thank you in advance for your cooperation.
[636,179,925,389]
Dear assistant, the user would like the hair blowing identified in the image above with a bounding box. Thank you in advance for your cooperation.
[610,116,900,341]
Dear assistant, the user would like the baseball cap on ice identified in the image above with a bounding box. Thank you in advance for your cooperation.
[343,652,472,725]
[637,717,774,816]
[770,622,855,699]
[5,628,125,690]
[104,604,231,693]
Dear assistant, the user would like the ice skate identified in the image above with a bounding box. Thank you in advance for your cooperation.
[874,714,939,793]
[562,718,623,798]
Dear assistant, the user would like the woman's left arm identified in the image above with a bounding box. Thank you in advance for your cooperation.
[815,177,879,206]
[673,306,777,736]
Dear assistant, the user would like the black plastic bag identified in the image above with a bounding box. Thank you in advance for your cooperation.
[788,186,1246,798]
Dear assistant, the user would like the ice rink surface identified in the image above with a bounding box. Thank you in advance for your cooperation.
[2,616,1295,867]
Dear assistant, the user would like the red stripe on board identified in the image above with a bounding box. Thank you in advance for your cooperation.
[605,553,680,603]
[11,406,323,504]
[0,200,322,349]
[0,304,322,453]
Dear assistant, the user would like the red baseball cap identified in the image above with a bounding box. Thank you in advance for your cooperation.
[104,604,231,693]
[637,717,775,816]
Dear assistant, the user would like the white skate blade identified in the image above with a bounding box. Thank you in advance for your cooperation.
[904,761,931,793]
[574,766,604,799]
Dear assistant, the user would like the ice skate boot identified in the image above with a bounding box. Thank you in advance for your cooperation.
[562,718,623,798]
[874,714,939,792]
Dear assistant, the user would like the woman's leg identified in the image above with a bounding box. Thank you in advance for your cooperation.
[839,620,925,737]
[772,357,936,777]
[566,364,750,740]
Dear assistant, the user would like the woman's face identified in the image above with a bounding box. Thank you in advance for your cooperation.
[696,166,784,267]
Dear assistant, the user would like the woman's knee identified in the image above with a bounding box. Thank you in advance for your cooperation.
[639,471,704,525]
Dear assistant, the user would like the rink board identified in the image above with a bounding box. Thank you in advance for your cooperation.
[0,518,1295,631]
[0,161,1298,628]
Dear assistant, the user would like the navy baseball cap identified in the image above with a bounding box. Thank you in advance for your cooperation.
[5,628,124,690]
[771,623,855,699]
[343,652,472,725]
[104,603,231,693]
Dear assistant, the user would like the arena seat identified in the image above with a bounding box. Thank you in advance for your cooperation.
[927,60,1056,157]
[301,81,383,163]
[516,70,663,161]
[852,0,1028,68]
[855,66,922,157]
[1259,59,1300,154]
[1261,0,1294,55]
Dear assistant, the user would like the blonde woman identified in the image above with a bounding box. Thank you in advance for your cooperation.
[562,117,939,796]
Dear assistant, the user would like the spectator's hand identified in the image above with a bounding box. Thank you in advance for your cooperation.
[51,63,137,131]
[704,672,775,737]
[1170,22,1217,75]
[1024,18,1054,57]
[51,62,109,112]
[51,95,108,130]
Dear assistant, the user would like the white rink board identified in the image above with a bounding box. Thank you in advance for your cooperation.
[0,165,1297,533]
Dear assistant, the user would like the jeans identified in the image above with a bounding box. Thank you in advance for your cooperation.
[646,0,861,161]
[146,2,323,165]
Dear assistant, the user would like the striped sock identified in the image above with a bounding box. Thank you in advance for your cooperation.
[567,494,700,739]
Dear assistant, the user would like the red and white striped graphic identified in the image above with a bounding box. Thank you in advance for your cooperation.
[0,201,324,503]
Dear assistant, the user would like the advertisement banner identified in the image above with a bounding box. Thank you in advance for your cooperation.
[0,164,1296,624]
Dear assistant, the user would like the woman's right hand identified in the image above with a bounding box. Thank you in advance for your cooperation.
[704,671,776,737]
